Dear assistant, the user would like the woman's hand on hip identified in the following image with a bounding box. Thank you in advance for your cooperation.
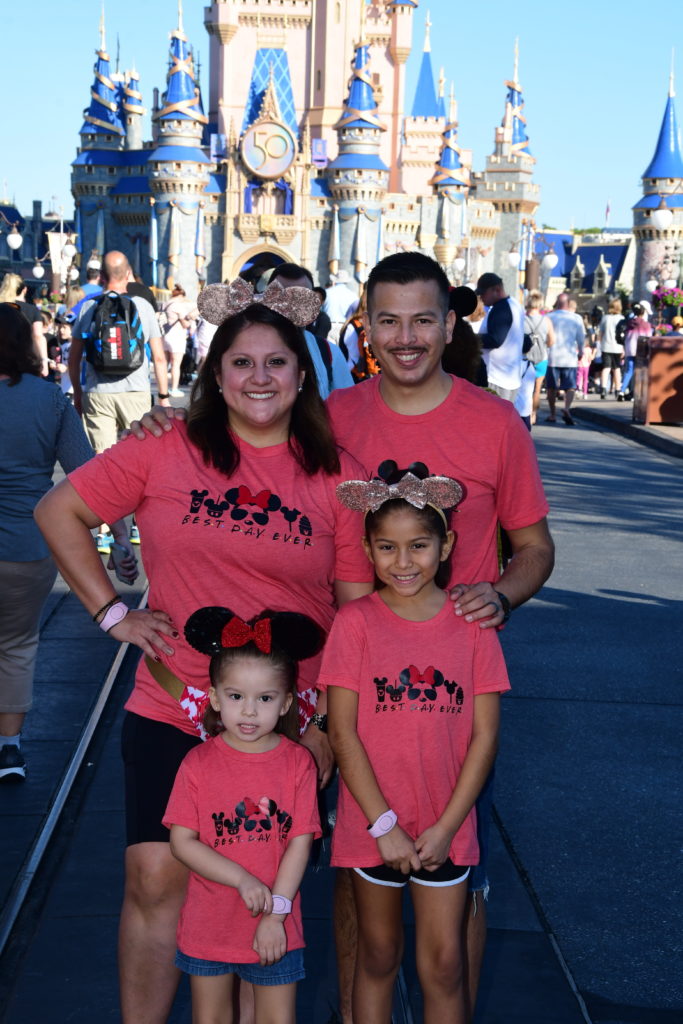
[108,608,177,658]
[299,724,335,788]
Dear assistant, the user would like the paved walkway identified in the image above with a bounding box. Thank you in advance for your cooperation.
[560,393,683,459]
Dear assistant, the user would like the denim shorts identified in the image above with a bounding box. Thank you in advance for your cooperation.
[545,365,578,391]
[175,947,305,986]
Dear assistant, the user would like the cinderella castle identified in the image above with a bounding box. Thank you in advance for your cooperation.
[71,0,541,299]
[66,0,683,306]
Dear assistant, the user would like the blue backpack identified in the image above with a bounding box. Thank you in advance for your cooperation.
[83,291,145,377]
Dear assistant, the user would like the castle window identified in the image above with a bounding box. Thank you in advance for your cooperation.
[109,167,116,174]
[316,70,321,91]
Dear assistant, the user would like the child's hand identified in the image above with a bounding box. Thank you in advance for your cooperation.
[237,873,272,917]
[377,825,422,875]
[415,824,452,870]
[253,915,287,965]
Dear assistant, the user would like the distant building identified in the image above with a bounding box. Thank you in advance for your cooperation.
[0,197,75,290]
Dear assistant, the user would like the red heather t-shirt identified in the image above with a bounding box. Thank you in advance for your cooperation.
[163,735,321,963]
[318,593,510,868]
[69,424,372,735]
[327,375,549,586]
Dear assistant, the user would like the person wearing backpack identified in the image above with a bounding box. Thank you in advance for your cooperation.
[597,297,625,399]
[515,291,555,429]
[69,252,169,549]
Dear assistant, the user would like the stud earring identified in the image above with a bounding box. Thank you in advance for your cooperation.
[298,383,304,393]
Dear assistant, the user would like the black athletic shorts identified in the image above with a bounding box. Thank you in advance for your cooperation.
[354,858,470,888]
[121,712,202,846]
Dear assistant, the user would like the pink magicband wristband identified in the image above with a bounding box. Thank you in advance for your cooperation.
[99,601,129,633]
[271,894,293,915]
[368,809,398,839]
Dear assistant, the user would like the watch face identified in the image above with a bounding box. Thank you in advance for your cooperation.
[241,119,296,180]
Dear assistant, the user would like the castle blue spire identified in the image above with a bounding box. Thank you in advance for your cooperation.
[502,39,530,156]
[334,40,386,132]
[80,11,125,137]
[122,68,145,118]
[154,1,207,127]
[430,86,469,191]
[643,73,683,179]
[411,14,441,118]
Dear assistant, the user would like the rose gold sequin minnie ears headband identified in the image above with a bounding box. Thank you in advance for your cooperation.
[184,606,324,662]
[196,277,322,329]
[336,462,463,529]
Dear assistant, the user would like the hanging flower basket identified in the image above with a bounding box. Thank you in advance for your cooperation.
[652,287,683,307]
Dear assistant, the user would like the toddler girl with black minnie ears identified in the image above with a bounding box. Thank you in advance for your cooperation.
[319,463,511,1023]
[163,607,323,1024]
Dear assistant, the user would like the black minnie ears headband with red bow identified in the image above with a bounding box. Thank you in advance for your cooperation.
[185,607,324,663]
[336,460,463,525]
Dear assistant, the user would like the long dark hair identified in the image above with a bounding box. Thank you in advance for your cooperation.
[0,303,41,385]
[187,303,340,476]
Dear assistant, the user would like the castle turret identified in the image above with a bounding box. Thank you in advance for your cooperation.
[327,17,388,282]
[400,13,446,197]
[473,40,539,295]
[72,11,126,263]
[148,1,211,292]
[79,13,126,149]
[386,0,418,191]
[633,69,683,298]
[122,68,146,151]
[431,86,470,271]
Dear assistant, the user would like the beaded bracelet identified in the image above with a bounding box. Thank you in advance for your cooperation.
[93,596,120,624]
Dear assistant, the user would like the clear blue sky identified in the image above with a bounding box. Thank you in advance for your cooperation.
[2,0,680,231]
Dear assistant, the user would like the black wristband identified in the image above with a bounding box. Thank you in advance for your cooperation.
[493,590,512,623]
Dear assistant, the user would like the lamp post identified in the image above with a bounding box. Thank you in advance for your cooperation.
[507,221,557,301]
[0,211,23,263]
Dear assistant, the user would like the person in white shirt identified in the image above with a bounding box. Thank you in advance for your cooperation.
[475,273,525,401]
[546,293,585,425]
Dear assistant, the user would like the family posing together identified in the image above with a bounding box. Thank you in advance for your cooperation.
[35,252,554,1024]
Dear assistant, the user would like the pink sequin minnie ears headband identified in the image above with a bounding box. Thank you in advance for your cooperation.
[336,460,463,529]
[196,277,321,329]
[185,606,324,662]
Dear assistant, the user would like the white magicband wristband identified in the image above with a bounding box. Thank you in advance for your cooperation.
[99,601,129,633]
[368,809,398,839]
[271,894,293,915]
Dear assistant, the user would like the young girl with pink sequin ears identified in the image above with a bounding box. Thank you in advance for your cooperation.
[320,463,510,1023]
[164,607,323,1024]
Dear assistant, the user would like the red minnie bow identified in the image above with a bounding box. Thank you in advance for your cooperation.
[236,486,272,509]
[221,616,272,653]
